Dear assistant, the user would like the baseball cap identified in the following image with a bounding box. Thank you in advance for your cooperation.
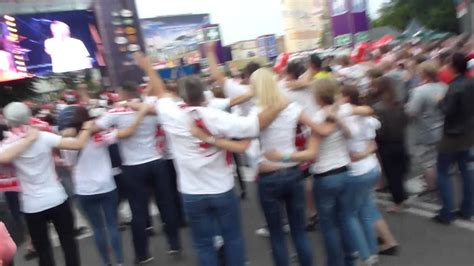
[3,102,32,126]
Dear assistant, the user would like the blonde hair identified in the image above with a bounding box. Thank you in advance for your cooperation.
[251,68,285,108]
[312,78,340,105]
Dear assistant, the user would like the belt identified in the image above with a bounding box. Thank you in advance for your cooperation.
[259,166,299,178]
[313,166,348,179]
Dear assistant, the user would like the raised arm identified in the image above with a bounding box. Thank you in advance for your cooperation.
[134,52,168,98]
[190,125,251,153]
[116,104,150,139]
[205,42,226,88]
[0,129,39,164]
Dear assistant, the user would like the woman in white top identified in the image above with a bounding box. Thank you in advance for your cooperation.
[250,68,318,266]
[266,79,375,266]
[339,85,383,265]
[62,105,148,266]
[0,102,93,266]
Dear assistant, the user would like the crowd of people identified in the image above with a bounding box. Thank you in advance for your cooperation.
[0,34,473,266]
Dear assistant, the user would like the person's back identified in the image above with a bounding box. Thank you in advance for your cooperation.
[157,97,258,194]
[442,75,474,140]
[96,108,161,166]
[258,102,301,168]
[407,82,447,145]
[3,131,66,213]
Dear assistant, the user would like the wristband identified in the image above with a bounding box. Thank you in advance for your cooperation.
[282,154,291,163]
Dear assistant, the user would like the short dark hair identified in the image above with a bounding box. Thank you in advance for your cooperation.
[242,62,260,79]
[179,76,205,106]
[120,81,140,99]
[451,53,468,74]
[286,60,305,80]
[310,54,322,70]
[71,107,91,133]
[341,85,360,105]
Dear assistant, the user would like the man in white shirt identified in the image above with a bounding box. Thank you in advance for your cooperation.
[134,52,285,266]
[44,21,92,73]
[94,83,181,264]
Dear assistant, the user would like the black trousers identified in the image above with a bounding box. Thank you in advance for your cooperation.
[378,142,409,204]
[24,200,80,266]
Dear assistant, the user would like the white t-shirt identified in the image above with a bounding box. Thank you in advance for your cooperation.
[204,90,231,111]
[45,37,92,73]
[279,80,319,115]
[96,107,161,166]
[223,79,255,116]
[310,108,351,174]
[1,132,67,213]
[343,108,381,176]
[145,96,174,160]
[157,97,260,195]
[73,131,117,195]
[254,102,303,168]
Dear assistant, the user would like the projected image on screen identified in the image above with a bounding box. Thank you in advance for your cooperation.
[14,10,103,75]
[0,20,29,82]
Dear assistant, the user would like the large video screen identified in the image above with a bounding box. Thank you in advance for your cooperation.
[1,18,30,82]
[13,10,104,76]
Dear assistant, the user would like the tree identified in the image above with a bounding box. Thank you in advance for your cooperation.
[372,0,459,33]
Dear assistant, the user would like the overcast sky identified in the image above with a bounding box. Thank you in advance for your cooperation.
[136,0,390,45]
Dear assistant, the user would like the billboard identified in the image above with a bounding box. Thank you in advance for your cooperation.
[330,0,369,47]
[140,14,210,68]
[281,0,326,53]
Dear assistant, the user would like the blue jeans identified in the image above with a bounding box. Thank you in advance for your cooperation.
[340,168,381,265]
[437,149,474,221]
[121,159,181,260]
[258,167,313,266]
[313,171,349,266]
[78,190,123,265]
[182,189,245,266]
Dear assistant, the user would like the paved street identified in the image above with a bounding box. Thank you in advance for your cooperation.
[14,182,474,266]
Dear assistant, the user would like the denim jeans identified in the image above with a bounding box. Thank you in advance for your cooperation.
[437,149,474,221]
[121,159,181,260]
[258,167,313,266]
[78,190,123,265]
[313,171,349,266]
[182,189,246,266]
[340,168,381,265]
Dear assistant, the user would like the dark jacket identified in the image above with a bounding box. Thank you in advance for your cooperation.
[439,75,474,152]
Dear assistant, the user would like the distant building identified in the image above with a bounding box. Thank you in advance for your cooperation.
[280,0,330,53]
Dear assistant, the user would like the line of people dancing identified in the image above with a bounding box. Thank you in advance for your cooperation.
[0,39,473,266]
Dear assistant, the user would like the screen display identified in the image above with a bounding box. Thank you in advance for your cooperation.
[0,17,30,82]
[141,14,210,68]
[13,10,104,76]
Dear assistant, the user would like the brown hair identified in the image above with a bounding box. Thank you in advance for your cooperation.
[341,85,360,105]
[417,61,439,81]
[372,76,398,107]
[366,68,383,80]
[313,78,339,106]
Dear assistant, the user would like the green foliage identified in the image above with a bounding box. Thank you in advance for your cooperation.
[372,0,459,33]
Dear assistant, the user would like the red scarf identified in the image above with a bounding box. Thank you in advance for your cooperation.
[179,103,233,165]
